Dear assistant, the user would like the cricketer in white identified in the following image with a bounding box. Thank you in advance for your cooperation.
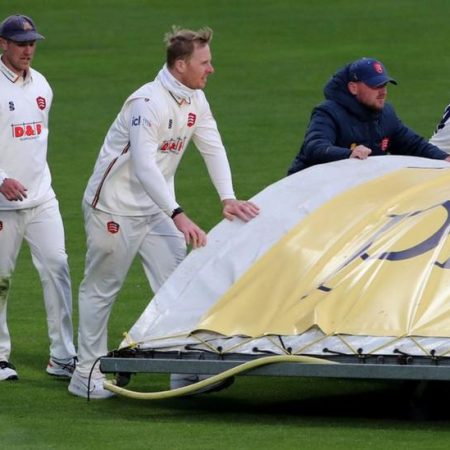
[0,14,76,382]
[430,104,450,153]
[68,27,259,399]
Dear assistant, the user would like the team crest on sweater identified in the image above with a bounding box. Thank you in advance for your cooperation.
[187,113,196,127]
[381,137,390,151]
[36,96,46,110]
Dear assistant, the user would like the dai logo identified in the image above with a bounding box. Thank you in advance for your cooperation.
[107,221,120,234]
[187,113,196,127]
[11,121,43,139]
[36,96,46,110]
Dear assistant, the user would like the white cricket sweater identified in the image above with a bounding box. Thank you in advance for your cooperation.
[0,59,55,210]
[84,69,236,217]
[430,104,450,154]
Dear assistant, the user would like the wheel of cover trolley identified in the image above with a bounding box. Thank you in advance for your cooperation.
[115,372,132,387]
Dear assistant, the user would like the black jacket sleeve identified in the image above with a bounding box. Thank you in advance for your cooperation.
[387,106,448,160]
[287,105,352,175]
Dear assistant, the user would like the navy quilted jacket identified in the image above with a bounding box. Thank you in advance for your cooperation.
[287,65,448,174]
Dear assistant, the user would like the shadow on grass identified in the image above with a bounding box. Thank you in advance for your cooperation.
[110,375,450,423]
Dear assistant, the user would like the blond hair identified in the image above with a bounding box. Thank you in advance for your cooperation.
[164,26,213,67]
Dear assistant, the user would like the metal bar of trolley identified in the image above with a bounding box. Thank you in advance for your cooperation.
[100,354,450,381]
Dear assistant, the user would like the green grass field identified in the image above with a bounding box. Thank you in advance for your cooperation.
[2,0,450,448]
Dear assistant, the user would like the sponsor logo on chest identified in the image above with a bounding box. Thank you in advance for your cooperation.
[11,121,43,139]
[159,136,187,154]
[131,115,151,127]
[157,111,196,154]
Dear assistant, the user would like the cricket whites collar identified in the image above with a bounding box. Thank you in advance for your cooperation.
[157,64,194,105]
[0,57,32,84]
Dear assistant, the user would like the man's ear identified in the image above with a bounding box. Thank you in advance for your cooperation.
[0,37,8,52]
[174,58,186,74]
[347,81,358,95]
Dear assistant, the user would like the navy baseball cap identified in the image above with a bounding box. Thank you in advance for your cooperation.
[0,15,44,42]
[349,58,397,87]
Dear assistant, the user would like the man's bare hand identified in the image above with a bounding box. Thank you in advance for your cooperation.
[350,145,372,160]
[0,178,28,201]
[172,212,207,248]
[222,199,260,222]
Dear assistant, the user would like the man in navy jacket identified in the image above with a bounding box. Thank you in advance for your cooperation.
[287,57,450,174]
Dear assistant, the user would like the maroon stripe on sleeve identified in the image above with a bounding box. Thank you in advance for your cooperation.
[91,143,130,208]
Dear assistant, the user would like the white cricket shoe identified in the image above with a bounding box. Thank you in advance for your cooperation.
[68,369,115,399]
[46,357,77,378]
[0,361,18,381]
[170,373,234,394]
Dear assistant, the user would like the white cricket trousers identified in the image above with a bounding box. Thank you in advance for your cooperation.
[0,197,76,362]
[76,203,186,375]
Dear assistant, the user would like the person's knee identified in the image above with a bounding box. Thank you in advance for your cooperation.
[38,249,69,273]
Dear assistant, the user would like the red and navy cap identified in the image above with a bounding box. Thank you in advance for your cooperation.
[349,58,397,87]
[0,14,44,42]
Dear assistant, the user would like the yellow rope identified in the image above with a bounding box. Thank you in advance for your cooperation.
[103,354,336,400]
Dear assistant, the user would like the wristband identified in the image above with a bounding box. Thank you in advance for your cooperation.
[171,207,184,219]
